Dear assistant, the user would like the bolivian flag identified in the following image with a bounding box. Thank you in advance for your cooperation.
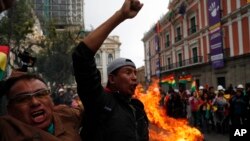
[0,46,10,80]
[170,79,176,87]
[191,80,196,92]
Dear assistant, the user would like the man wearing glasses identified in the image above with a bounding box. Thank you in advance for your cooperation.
[0,73,83,141]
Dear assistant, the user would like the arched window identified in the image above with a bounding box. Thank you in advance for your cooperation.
[108,54,113,64]
[95,54,100,65]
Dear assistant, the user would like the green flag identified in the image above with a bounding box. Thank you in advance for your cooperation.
[191,80,196,92]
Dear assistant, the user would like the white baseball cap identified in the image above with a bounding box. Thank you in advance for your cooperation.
[217,85,225,91]
[199,86,204,90]
[237,84,244,89]
[58,88,64,92]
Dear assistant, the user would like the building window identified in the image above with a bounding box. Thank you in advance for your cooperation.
[175,26,182,42]
[189,16,197,34]
[108,54,113,64]
[192,47,198,63]
[165,33,170,48]
[95,54,101,65]
[178,53,183,67]
[167,57,171,69]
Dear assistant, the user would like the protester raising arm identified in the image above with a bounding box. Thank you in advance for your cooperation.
[72,1,148,141]
[72,0,143,101]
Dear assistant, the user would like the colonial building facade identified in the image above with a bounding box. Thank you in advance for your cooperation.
[95,35,121,86]
[137,66,146,87]
[142,0,250,91]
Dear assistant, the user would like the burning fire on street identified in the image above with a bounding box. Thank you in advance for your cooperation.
[134,80,204,141]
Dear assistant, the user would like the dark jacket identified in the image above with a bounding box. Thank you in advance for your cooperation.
[72,42,149,141]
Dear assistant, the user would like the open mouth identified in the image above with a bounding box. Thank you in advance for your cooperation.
[31,110,46,123]
[130,84,137,92]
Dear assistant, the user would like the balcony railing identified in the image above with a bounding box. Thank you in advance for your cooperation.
[160,56,203,72]
[188,25,198,35]
[175,35,182,42]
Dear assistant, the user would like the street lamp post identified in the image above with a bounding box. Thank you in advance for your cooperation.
[155,22,162,88]
[158,40,162,88]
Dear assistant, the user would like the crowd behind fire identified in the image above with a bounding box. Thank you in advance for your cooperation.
[51,81,250,135]
[160,83,250,134]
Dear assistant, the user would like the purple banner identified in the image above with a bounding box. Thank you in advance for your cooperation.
[155,35,160,52]
[209,29,224,68]
[156,59,160,77]
[208,0,221,26]
[208,0,224,69]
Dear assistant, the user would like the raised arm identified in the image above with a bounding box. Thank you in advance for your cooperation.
[83,0,143,53]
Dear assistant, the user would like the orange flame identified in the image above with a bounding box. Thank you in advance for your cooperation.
[134,80,204,141]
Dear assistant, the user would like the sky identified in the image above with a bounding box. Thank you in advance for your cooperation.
[84,0,169,68]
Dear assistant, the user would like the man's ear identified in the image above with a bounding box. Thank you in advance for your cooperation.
[108,74,115,85]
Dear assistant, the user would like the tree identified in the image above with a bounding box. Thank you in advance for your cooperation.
[36,22,77,85]
[0,0,35,65]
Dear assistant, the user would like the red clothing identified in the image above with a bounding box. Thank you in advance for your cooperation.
[190,97,203,112]
[0,105,82,141]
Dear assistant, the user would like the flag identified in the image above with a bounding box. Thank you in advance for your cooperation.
[161,76,171,83]
[178,2,186,15]
[155,22,161,34]
[185,75,192,81]
[191,80,196,92]
[179,74,192,83]
[0,46,10,80]
[156,59,160,69]
[161,74,174,84]
[154,35,160,52]
[170,79,176,87]
[161,78,168,83]
[166,11,174,22]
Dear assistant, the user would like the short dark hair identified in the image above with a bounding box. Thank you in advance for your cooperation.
[106,68,120,88]
[1,74,47,98]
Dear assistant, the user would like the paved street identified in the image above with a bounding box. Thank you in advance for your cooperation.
[203,132,229,141]
[149,123,230,141]
[150,124,229,141]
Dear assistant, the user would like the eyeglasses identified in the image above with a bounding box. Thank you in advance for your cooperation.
[8,89,51,104]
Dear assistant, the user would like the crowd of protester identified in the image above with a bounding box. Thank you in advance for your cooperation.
[51,84,83,109]
[163,83,250,134]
